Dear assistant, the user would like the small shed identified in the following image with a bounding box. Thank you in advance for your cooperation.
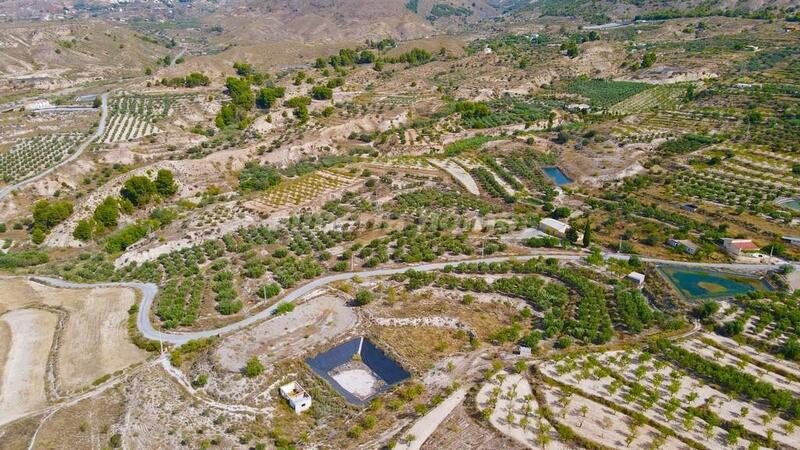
[279,381,312,414]
[519,346,532,357]
[625,271,646,288]
[538,218,570,238]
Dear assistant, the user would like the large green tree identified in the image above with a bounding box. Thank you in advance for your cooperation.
[120,176,157,207]
[155,169,178,197]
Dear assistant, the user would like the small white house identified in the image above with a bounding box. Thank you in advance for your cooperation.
[567,103,591,112]
[538,218,570,238]
[483,47,493,55]
[24,100,53,111]
[279,381,312,414]
[721,238,759,256]
[519,346,532,357]
[626,271,646,288]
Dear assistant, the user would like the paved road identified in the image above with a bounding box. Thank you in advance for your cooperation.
[0,93,108,201]
[29,252,790,346]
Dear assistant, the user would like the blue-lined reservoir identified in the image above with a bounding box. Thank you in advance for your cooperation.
[306,337,410,405]
[542,167,573,186]
[657,266,773,300]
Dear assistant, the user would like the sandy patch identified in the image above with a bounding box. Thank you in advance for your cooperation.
[0,278,147,394]
[331,364,382,399]
[215,294,356,372]
[0,308,57,426]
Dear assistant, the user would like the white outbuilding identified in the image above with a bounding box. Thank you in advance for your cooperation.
[279,381,312,414]
[625,271,646,288]
[538,218,570,238]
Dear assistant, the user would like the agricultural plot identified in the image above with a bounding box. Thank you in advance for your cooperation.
[0,278,146,426]
[541,342,800,450]
[564,78,653,109]
[540,383,689,450]
[0,132,84,183]
[638,110,736,135]
[609,84,686,115]
[669,168,800,214]
[98,94,183,144]
[245,170,356,211]
[475,371,563,449]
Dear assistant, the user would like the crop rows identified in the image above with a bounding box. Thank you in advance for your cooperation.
[609,84,685,115]
[99,95,179,143]
[0,133,83,183]
[670,170,799,212]
[249,170,355,209]
[100,114,161,144]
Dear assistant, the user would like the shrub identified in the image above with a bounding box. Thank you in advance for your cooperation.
[353,289,373,306]
[311,85,333,100]
[273,302,295,315]
[258,282,281,300]
[243,356,265,378]
[0,250,49,269]
[239,162,281,191]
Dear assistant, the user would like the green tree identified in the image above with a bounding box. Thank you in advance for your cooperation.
[32,199,73,230]
[582,220,592,247]
[155,169,178,197]
[93,196,120,228]
[73,219,93,241]
[225,77,254,109]
[238,162,281,191]
[31,227,45,244]
[120,176,157,207]
[641,51,657,68]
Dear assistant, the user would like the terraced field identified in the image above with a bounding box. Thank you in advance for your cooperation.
[0,133,84,183]
[99,95,184,144]
[245,170,357,212]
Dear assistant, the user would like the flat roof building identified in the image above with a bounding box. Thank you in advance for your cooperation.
[538,218,570,238]
[279,381,312,414]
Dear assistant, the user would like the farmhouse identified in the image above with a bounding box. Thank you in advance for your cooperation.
[667,238,699,255]
[538,218,570,238]
[483,47,493,55]
[279,381,312,414]
[721,238,759,256]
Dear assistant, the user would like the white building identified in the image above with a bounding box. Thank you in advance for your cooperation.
[483,47,493,55]
[24,100,54,111]
[279,381,312,414]
[721,238,759,256]
[626,271,645,288]
[538,218,570,238]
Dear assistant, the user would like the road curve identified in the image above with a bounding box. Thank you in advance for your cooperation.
[28,253,787,346]
[0,92,108,201]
